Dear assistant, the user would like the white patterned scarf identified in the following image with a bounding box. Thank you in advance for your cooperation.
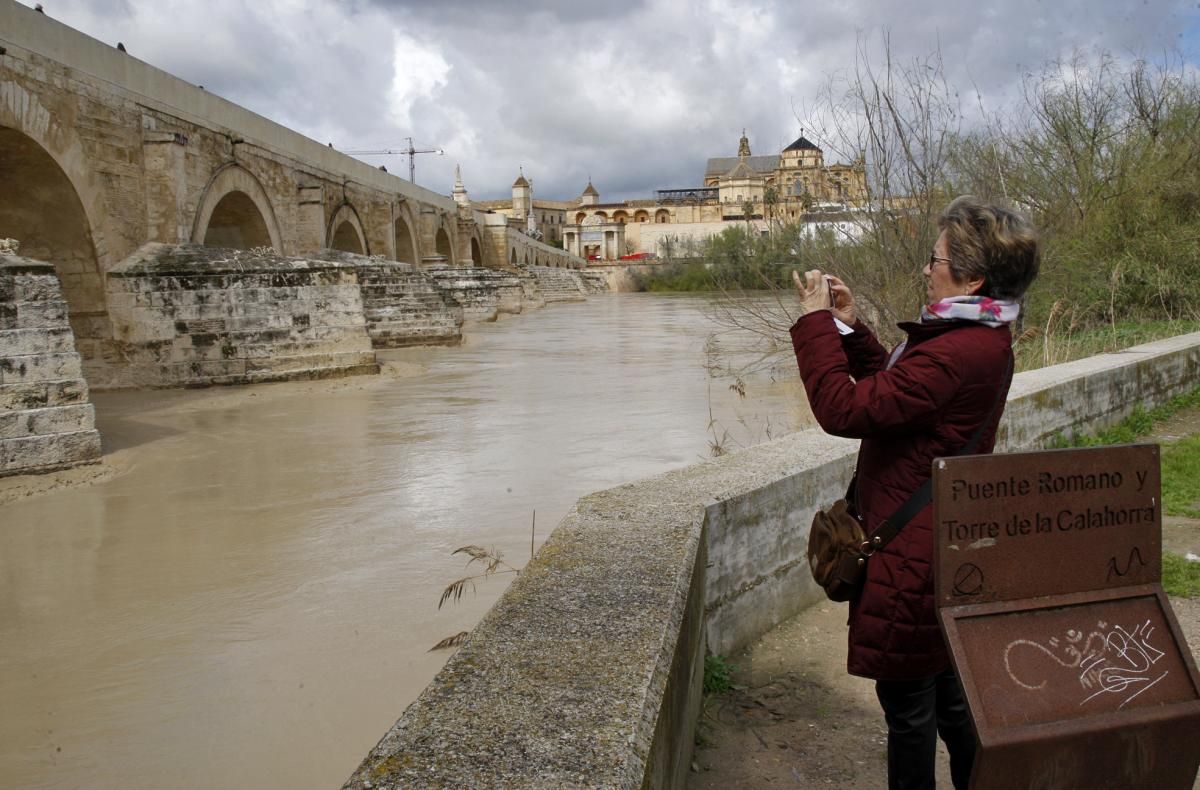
[920,295,1020,327]
[886,296,1019,369]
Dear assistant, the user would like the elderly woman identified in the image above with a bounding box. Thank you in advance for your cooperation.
[789,196,1040,790]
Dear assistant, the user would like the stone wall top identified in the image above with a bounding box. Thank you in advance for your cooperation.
[0,1,456,211]
[0,253,56,274]
[108,243,362,277]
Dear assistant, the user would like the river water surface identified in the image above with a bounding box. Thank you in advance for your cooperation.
[0,293,813,789]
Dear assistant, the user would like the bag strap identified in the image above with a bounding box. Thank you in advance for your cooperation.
[863,355,1013,554]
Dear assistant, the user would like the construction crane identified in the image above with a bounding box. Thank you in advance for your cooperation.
[343,137,444,184]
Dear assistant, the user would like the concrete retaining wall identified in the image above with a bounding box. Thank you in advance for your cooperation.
[348,331,1200,788]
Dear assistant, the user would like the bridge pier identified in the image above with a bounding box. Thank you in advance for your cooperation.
[0,243,102,477]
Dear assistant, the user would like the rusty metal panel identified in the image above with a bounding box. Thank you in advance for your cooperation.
[940,588,1200,789]
[933,444,1160,606]
[945,589,1200,730]
[969,713,1200,790]
[933,445,1200,789]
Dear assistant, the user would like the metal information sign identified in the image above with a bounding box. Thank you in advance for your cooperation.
[934,445,1200,789]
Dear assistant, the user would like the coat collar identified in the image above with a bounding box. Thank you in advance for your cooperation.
[896,318,1004,341]
[894,319,1013,355]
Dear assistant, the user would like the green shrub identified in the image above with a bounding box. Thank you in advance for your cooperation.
[703,654,734,694]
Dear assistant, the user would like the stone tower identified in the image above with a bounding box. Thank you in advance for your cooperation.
[453,165,470,208]
[580,180,599,207]
[512,169,531,217]
[737,129,751,158]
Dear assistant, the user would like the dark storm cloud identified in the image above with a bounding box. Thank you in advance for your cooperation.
[20,0,1200,203]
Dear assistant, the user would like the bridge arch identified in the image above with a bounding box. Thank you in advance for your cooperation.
[1,92,111,344]
[192,164,282,251]
[0,125,106,334]
[469,235,483,265]
[510,247,517,264]
[434,227,453,260]
[328,203,368,255]
[393,205,419,264]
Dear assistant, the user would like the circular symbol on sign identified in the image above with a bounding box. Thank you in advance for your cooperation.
[952,563,984,597]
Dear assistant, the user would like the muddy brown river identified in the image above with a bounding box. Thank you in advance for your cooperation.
[0,293,813,789]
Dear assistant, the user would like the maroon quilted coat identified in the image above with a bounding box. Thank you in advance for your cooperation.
[790,311,1014,681]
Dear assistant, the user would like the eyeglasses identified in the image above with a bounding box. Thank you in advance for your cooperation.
[928,254,953,270]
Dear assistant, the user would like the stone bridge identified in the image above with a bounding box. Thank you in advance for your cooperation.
[1,1,587,475]
[0,1,583,361]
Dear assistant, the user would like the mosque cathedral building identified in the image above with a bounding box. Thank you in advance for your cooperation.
[473,131,867,261]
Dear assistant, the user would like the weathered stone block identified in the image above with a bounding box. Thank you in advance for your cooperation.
[0,430,102,476]
[0,327,75,357]
[15,299,68,328]
[0,404,96,439]
[0,379,89,411]
[12,273,63,302]
[100,243,377,388]
[0,352,83,384]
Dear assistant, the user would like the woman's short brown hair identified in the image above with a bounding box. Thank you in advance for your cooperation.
[939,196,1040,300]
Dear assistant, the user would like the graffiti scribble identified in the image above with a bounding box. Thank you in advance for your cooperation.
[1003,619,1167,709]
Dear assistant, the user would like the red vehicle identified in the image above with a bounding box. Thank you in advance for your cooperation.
[618,252,657,261]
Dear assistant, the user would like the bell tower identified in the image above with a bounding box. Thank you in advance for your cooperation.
[512,168,531,216]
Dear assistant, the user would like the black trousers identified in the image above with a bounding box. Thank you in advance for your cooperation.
[874,669,976,790]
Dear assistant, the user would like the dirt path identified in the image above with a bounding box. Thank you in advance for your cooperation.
[690,590,1200,790]
[690,408,1200,789]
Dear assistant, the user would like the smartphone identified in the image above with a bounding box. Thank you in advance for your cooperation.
[824,275,834,305]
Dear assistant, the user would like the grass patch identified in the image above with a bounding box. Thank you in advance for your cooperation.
[1163,553,1200,598]
[1015,320,1200,372]
[703,654,734,694]
[1049,384,1200,449]
[1162,434,1200,518]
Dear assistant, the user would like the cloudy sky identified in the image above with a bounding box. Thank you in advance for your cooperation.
[19,0,1200,202]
